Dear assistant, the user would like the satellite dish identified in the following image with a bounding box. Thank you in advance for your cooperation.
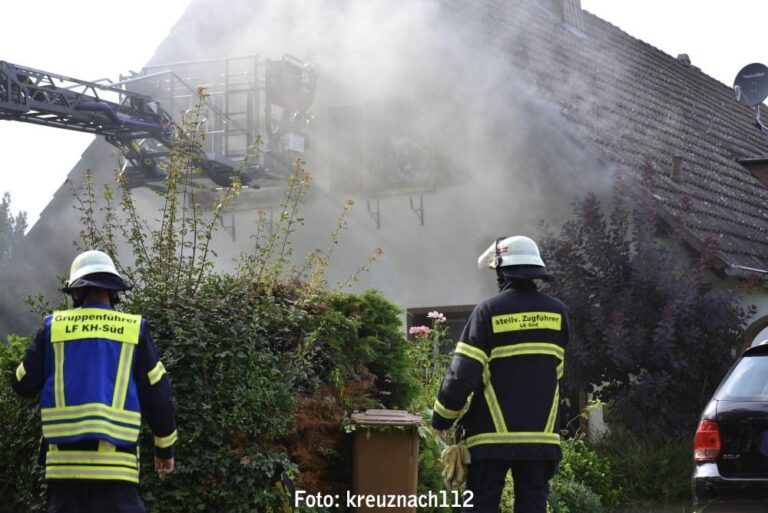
[734,63,768,107]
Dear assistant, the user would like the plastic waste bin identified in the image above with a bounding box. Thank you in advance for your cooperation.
[350,409,423,513]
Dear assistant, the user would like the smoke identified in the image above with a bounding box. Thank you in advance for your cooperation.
[180,0,614,307]
[1,0,620,335]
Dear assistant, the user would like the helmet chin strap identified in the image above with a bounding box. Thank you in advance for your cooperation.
[495,236,506,291]
[69,288,119,308]
[496,266,506,291]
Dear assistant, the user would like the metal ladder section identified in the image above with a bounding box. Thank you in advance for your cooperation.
[0,60,252,188]
[124,56,261,161]
[123,54,317,180]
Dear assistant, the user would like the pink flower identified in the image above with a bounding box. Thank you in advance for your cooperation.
[409,325,432,339]
[427,311,446,323]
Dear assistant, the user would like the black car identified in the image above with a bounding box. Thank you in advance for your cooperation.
[693,342,768,511]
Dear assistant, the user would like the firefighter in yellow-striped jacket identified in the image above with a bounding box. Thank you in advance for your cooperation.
[11,250,177,513]
[432,236,569,513]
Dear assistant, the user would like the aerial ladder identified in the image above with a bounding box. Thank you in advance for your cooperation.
[0,58,317,189]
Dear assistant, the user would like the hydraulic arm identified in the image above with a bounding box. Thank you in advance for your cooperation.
[0,61,250,187]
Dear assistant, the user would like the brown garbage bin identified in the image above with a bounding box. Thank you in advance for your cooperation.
[350,409,423,513]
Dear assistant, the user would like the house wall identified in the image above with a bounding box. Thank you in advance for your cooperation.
[5,0,767,341]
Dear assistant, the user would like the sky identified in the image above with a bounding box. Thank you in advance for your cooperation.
[0,0,191,227]
[1,0,767,228]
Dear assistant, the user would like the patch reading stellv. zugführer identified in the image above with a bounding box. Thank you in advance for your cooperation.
[491,312,561,333]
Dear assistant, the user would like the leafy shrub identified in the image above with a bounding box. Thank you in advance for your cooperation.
[540,167,754,437]
[593,427,692,506]
[0,100,416,511]
[0,335,44,512]
[406,312,454,513]
[496,434,616,512]
[549,478,604,513]
[310,290,419,409]
[134,275,303,512]
[415,425,452,513]
[0,192,27,268]
[556,434,618,509]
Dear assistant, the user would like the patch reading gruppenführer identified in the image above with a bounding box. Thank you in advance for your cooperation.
[491,312,561,333]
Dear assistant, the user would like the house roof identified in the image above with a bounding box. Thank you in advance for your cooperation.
[3,0,767,337]
[441,0,768,271]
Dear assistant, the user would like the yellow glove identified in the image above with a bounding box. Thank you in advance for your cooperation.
[440,442,471,491]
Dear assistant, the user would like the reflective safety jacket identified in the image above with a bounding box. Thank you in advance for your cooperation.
[11,303,177,484]
[431,281,569,461]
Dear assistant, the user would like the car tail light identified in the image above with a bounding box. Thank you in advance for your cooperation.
[694,420,721,462]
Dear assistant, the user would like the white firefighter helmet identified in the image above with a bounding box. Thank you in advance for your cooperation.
[62,250,130,292]
[477,236,553,281]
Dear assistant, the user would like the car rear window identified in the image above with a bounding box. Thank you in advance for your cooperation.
[717,354,768,401]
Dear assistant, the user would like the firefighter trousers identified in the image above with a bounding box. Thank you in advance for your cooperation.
[461,459,558,513]
[47,481,146,513]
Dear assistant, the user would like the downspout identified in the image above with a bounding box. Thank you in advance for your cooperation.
[724,265,768,281]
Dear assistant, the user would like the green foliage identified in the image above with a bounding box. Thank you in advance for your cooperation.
[0,192,27,268]
[497,435,613,513]
[0,98,409,511]
[135,276,302,512]
[407,312,453,513]
[556,434,618,508]
[415,425,451,513]
[310,290,419,409]
[540,167,754,437]
[593,428,692,507]
[549,478,604,513]
[0,335,44,512]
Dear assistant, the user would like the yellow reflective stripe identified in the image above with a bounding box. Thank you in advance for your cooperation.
[491,343,565,379]
[491,312,562,333]
[15,362,26,382]
[50,308,141,344]
[112,342,136,410]
[53,342,65,407]
[483,365,507,433]
[433,399,461,419]
[46,451,138,467]
[455,342,488,365]
[155,429,178,448]
[148,361,166,385]
[98,440,117,452]
[490,343,564,361]
[41,403,140,426]
[545,384,559,433]
[465,432,561,447]
[45,466,139,483]
[42,419,140,442]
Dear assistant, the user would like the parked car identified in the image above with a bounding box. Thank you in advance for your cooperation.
[693,342,768,511]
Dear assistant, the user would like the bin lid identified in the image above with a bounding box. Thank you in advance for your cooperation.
[350,409,423,427]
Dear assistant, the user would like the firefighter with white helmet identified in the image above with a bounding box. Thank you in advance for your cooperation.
[432,236,569,513]
[62,250,132,305]
[11,250,177,513]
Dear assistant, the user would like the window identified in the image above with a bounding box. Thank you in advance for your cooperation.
[717,355,768,401]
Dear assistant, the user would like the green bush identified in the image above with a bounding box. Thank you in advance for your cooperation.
[415,425,452,513]
[550,478,604,513]
[557,434,618,509]
[0,99,417,511]
[134,276,302,512]
[310,290,419,409]
[497,435,615,513]
[594,428,692,507]
[0,335,44,512]
[406,313,454,513]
